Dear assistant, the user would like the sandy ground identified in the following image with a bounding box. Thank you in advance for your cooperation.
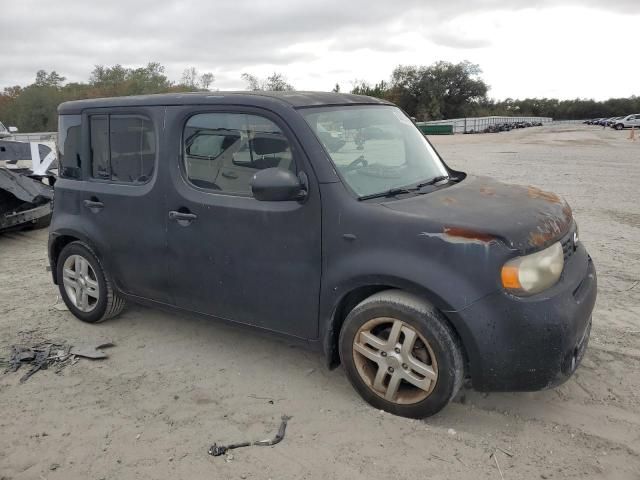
[1,124,639,480]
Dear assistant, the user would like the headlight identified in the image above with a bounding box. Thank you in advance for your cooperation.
[501,242,564,295]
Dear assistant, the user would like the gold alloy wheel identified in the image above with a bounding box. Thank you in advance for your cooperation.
[352,317,438,404]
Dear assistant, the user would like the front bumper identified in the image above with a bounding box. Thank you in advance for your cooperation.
[450,244,597,391]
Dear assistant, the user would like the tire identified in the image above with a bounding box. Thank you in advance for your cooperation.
[339,290,464,418]
[615,124,623,130]
[56,241,126,323]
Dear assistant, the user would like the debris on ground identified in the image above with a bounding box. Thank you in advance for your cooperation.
[0,139,56,233]
[3,341,114,382]
[208,415,292,457]
[70,342,114,359]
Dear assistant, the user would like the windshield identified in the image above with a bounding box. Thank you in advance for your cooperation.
[301,105,448,197]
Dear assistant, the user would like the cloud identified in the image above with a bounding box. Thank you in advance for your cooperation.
[0,0,638,99]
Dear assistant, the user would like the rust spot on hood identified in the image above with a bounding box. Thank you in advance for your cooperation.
[440,196,458,205]
[527,186,561,204]
[528,203,573,247]
[443,227,495,243]
[479,186,496,196]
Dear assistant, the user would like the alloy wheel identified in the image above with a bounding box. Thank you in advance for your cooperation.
[352,317,438,404]
[62,254,100,312]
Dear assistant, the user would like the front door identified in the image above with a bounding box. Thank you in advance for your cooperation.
[164,106,322,339]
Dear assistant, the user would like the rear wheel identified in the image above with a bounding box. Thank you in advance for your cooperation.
[56,241,125,323]
[339,290,464,418]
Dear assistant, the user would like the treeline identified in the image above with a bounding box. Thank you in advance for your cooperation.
[352,61,639,121]
[0,64,299,132]
[0,63,217,132]
[2,61,638,132]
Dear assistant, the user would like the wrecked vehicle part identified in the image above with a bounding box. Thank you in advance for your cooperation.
[208,416,292,457]
[69,342,114,359]
[0,140,52,165]
[0,167,54,233]
[4,341,111,382]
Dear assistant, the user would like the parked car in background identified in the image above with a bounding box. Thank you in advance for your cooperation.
[613,114,640,130]
[0,121,18,139]
[605,116,623,127]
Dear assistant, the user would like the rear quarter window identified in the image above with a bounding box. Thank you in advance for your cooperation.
[58,115,82,179]
[89,114,156,184]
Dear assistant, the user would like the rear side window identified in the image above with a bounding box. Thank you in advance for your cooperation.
[183,113,295,195]
[90,114,155,183]
[58,115,82,179]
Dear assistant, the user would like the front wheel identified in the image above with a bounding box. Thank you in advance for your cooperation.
[615,124,623,130]
[339,290,464,418]
[56,241,126,323]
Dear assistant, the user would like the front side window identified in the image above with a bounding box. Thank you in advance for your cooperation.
[301,105,448,198]
[90,114,155,183]
[183,113,295,195]
[58,114,82,178]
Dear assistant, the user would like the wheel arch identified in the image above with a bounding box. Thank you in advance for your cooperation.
[322,279,470,371]
[49,230,102,285]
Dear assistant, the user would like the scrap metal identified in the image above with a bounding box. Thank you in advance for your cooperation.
[0,139,56,233]
[208,415,292,457]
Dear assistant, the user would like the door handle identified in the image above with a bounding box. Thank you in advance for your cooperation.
[83,199,104,211]
[168,210,197,223]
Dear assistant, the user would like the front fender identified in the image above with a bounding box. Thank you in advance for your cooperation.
[319,248,499,370]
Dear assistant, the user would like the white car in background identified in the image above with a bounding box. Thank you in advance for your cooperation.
[0,121,18,138]
[613,114,640,130]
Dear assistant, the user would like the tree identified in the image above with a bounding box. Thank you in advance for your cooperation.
[351,80,388,98]
[89,63,173,96]
[181,67,199,89]
[34,70,66,88]
[241,72,294,91]
[385,61,489,120]
[200,72,215,90]
[241,73,261,91]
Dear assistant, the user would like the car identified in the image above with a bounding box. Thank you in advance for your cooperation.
[603,116,620,127]
[0,121,18,139]
[48,92,597,418]
[612,114,640,130]
[608,116,625,127]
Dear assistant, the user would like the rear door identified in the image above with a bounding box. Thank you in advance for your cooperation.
[164,106,322,339]
[78,107,169,302]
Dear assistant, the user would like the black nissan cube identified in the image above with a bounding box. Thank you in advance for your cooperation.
[49,92,597,418]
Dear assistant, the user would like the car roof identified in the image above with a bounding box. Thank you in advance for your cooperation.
[58,91,392,114]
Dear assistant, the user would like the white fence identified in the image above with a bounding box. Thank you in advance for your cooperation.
[422,116,553,134]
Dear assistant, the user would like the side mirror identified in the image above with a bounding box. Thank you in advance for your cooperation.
[8,126,18,133]
[251,168,306,202]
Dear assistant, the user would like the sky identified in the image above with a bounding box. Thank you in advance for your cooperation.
[1,0,638,100]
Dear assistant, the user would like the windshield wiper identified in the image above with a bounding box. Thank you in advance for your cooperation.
[358,187,418,201]
[415,175,450,189]
[357,176,450,201]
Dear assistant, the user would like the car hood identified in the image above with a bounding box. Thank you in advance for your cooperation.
[383,175,573,253]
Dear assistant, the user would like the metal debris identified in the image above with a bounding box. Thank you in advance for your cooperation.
[0,138,56,233]
[208,415,292,457]
[3,341,113,382]
[70,342,114,359]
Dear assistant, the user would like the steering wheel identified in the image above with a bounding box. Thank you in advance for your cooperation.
[343,155,368,172]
